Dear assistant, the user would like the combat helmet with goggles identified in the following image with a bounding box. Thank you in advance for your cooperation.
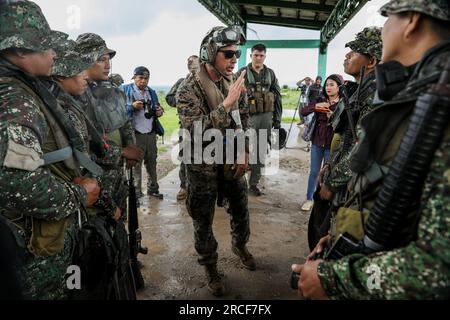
[199,25,246,65]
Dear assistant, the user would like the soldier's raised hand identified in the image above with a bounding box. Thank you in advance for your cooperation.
[223,70,247,112]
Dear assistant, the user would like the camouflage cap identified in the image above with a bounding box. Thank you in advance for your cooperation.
[75,33,116,62]
[379,0,450,21]
[109,73,124,86]
[345,26,382,61]
[0,0,68,52]
[52,39,94,78]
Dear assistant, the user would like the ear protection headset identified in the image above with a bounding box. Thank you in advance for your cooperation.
[199,25,246,64]
[199,27,222,64]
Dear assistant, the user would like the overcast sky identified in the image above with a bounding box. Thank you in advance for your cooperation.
[34,0,387,87]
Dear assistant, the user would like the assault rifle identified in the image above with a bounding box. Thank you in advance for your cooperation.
[128,168,148,290]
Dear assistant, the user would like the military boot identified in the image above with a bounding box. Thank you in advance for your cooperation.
[232,245,256,270]
[204,264,225,297]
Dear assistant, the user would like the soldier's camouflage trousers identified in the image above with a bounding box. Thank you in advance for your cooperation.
[186,164,250,266]
[21,230,74,300]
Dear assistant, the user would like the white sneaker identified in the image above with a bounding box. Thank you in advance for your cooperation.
[301,200,313,211]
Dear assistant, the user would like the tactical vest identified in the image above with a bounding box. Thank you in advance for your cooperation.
[192,64,243,179]
[86,81,128,134]
[329,43,450,245]
[245,66,275,114]
[0,76,77,257]
[0,64,100,257]
[329,98,414,244]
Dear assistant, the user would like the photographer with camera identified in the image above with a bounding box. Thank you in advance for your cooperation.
[296,76,313,125]
[123,66,164,199]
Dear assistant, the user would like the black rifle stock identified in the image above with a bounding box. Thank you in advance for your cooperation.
[128,167,147,290]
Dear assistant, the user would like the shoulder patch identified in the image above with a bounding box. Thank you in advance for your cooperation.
[2,123,44,171]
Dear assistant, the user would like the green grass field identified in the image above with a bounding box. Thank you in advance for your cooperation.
[281,88,301,110]
[157,88,302,137]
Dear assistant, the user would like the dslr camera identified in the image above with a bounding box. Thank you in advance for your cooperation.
[299,84,308,95]
[134,98,154,119]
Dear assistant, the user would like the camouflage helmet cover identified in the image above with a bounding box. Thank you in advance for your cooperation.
[379,0,450,21]
[345,26,383,61]
[75,32,116,62]
[52,39,95,78]
[200,25,246,63]
[0,0,68,52]
[109,73,124,86]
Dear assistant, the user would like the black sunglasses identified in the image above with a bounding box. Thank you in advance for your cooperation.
[218,49,242,59]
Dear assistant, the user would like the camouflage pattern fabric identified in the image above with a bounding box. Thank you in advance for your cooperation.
[52,39,95,78]
[166,77,184,108]
[0,59,87,300]
[76,83,131,211]
[0,64,86,225]
[51,85,118,217]
[345,27,383,61]
[380,0,450,21]
[21,230,75,300]
[317,43,450,299]
[176,65,250,157]
[109,73,124,87]
[176,63,251,266]
[318,127,450,299]
[323,71,377,192]
[0,1,68,52]
[75,33,116,61]
[186,164,250,265]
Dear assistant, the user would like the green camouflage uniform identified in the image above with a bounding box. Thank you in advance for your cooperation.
[49,41,118,218]
[176,62,251,265]
[323,27,382,193]
[109,73,125,87]
[317,0,450,299]
[75,33,135,213]
[0,1,87,299]
[71,34,137,299]
[166,77,185,108]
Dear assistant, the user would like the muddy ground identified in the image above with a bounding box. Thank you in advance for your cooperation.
[136,125,312,300]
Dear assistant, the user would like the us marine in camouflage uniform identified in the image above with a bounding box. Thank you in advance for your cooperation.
[293,0,450,299]
[0,1,100,299]
[308,27,382,247]
[166,54,200,201]
[176,26,255,297]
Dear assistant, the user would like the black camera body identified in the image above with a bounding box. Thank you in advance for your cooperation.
[299,84,308,95]
[134,98,154,119]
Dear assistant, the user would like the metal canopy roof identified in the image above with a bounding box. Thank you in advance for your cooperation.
[198,0,370,51]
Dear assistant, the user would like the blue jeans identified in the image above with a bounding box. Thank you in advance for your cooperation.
[306,144,330,200]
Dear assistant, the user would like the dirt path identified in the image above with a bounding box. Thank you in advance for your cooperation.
[137,126,312,300]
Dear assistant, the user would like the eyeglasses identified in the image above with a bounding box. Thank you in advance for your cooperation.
[218,49,242,59]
